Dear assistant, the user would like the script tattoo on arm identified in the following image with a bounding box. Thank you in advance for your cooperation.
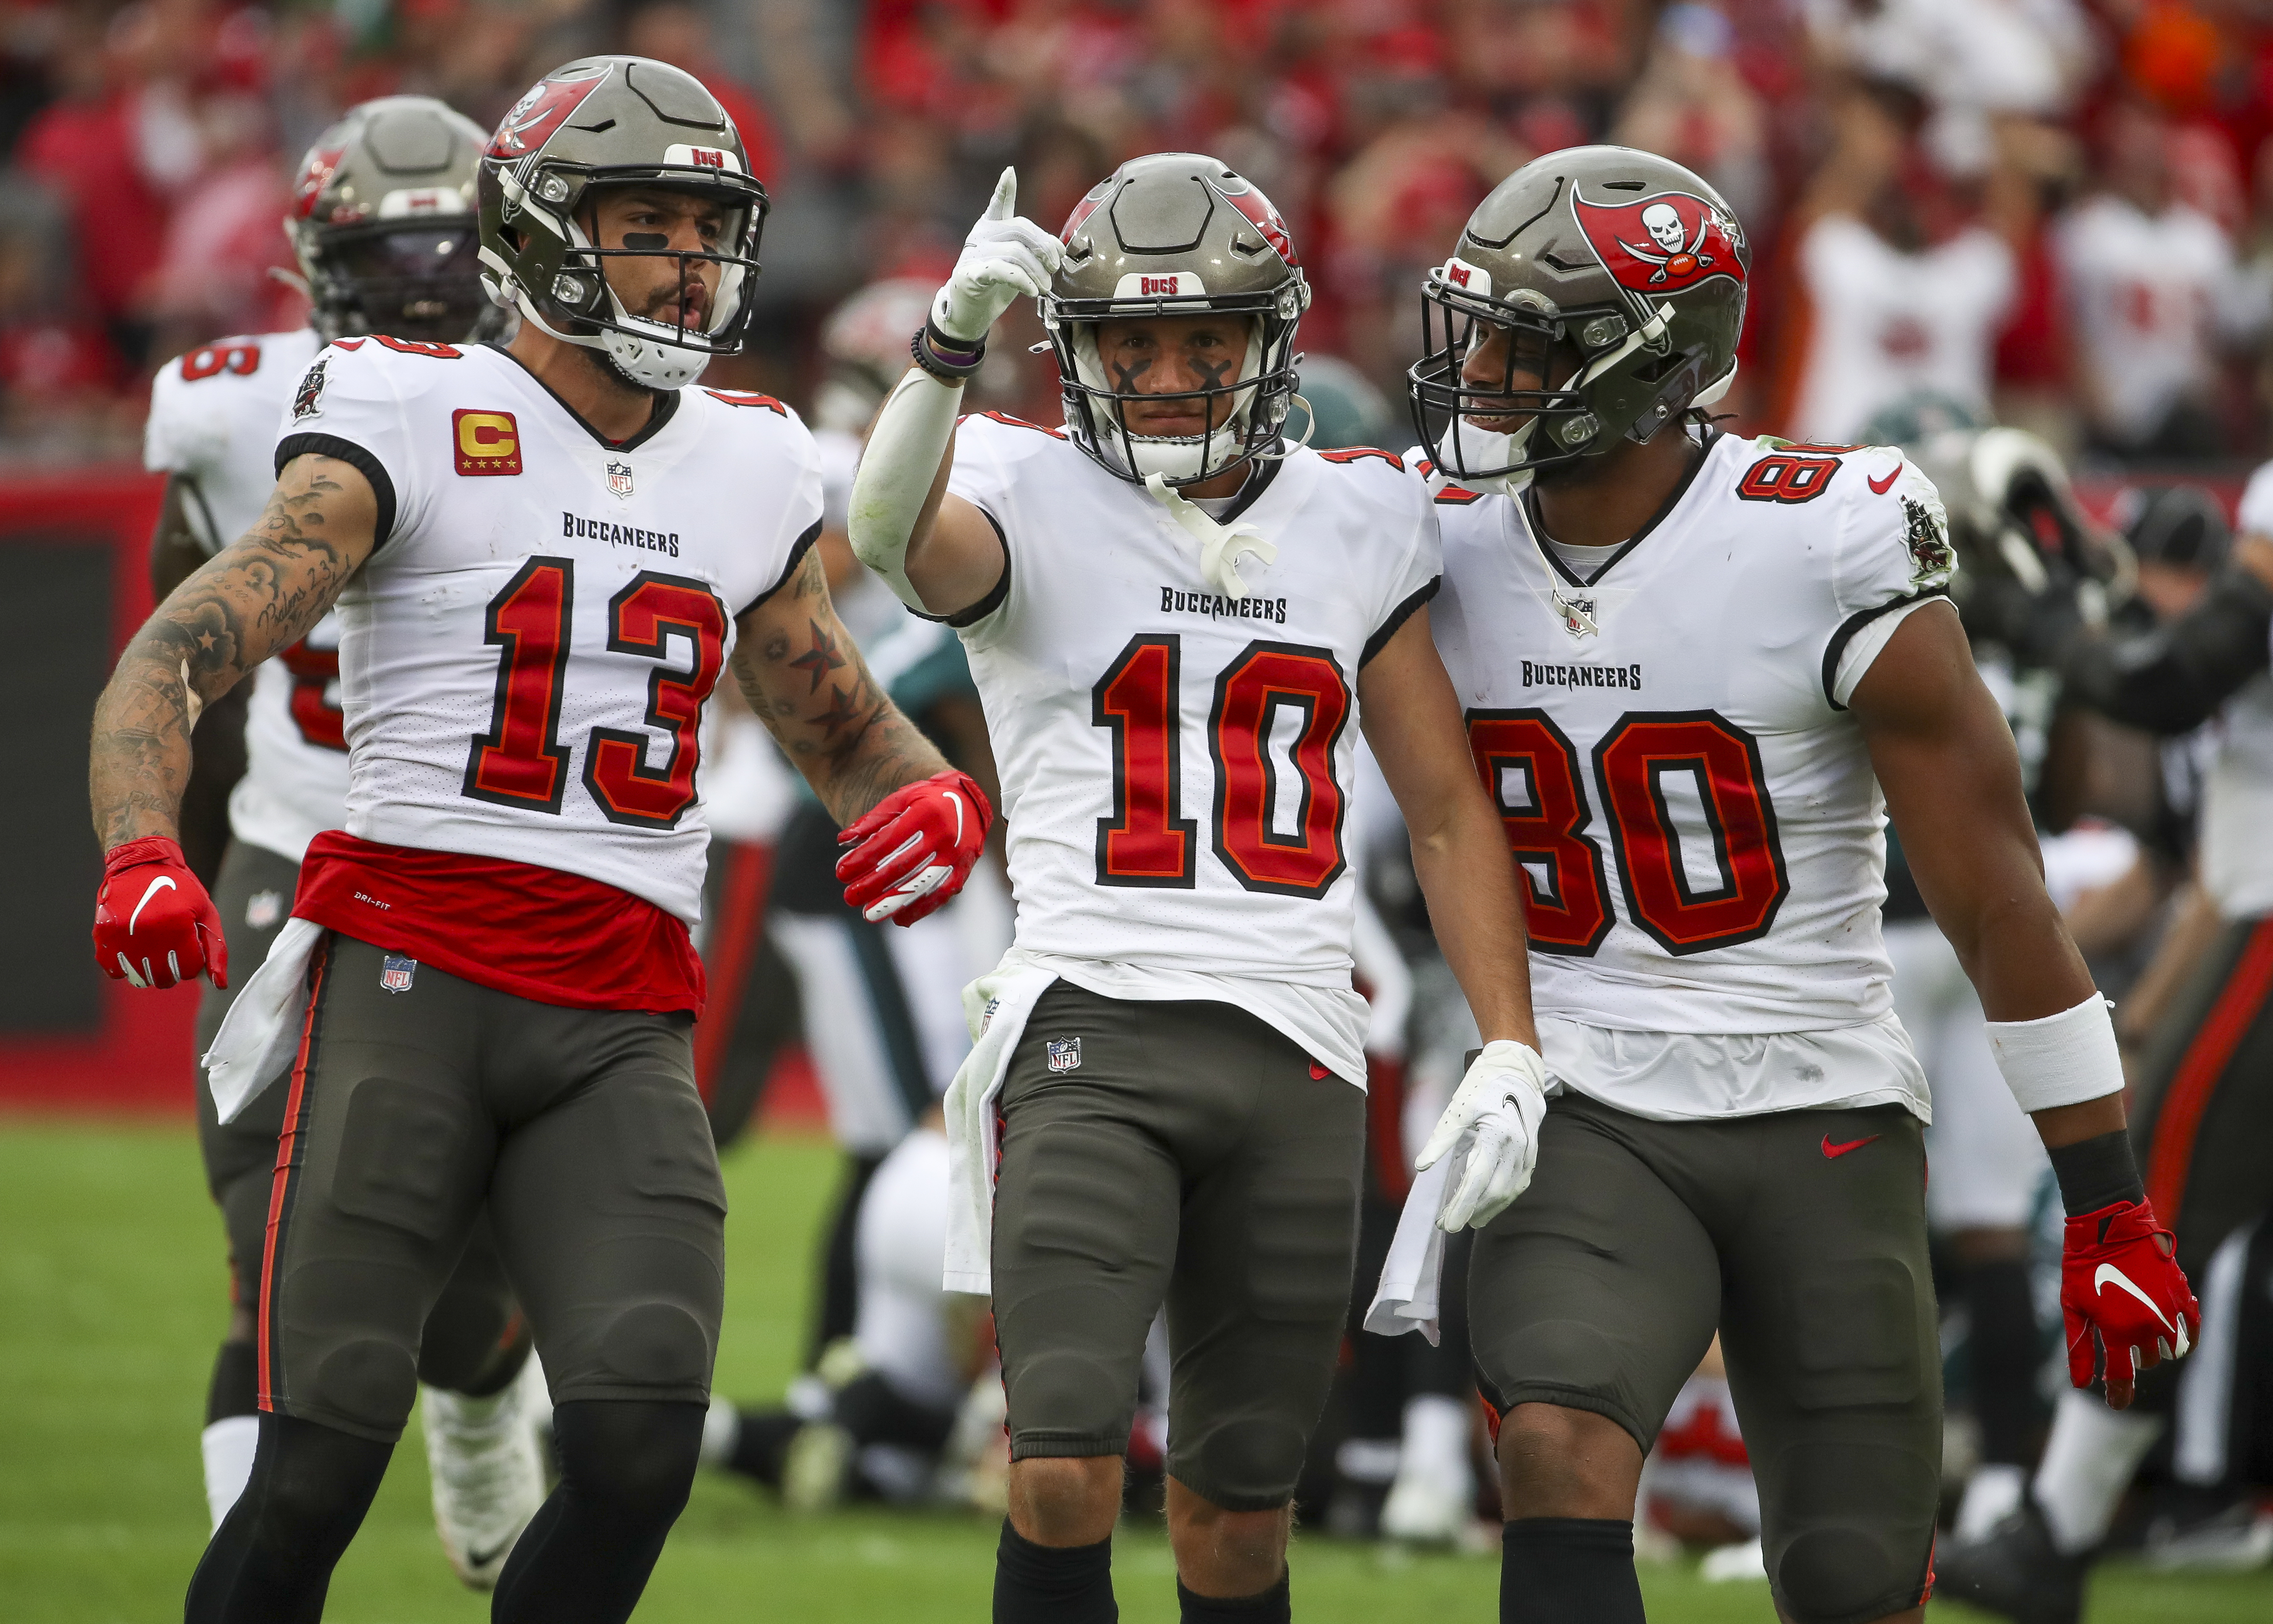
[730,546,951,825]
[89,453,379,850]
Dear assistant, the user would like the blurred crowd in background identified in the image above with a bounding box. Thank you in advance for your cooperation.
[11,0,2273,464]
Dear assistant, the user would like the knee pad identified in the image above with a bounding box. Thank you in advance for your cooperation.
[303,1335,419,1437]
[1773,1524,1913,1623]
[595,1301,714,1390]
[1170,1413,1307,1513]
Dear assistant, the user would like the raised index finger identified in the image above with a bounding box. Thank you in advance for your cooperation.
[985,166,1018,222]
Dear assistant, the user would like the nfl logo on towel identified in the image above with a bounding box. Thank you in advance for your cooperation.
[607,459,634,498]
[1046,1038,1081,1073]
[380,955,417,994]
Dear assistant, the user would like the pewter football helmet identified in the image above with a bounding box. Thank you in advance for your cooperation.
[477,56,768,389]
[1043,152,1310,487]
[288,96,496,345]
[1409,146,1749,491]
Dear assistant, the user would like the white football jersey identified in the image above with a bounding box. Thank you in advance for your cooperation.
[1427,429,1956,1057]
[279,337,823,925]
[948,414,1442,1084]
[145,328,347,864]
[2054,197,2241,443]
[1788,215,2013,444]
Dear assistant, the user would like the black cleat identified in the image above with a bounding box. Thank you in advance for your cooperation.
[1934,1500,2091,1624]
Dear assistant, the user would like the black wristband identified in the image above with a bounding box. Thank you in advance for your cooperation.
[2047,1129,2146,1217]
[910,320,985,383]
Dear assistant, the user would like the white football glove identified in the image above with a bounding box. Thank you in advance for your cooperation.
[932,167,1064,346]
[1415,1039,1550,1233]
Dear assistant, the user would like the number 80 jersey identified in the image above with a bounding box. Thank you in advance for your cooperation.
[279,338,822,926]
[1426,430,1956,1037]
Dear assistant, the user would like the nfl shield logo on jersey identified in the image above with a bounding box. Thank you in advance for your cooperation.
[607,460,634,499]
[380,955,417,994]
[1046,1038,1082,1073]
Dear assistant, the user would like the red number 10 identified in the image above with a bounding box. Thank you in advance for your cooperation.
[1093,633,1350,897]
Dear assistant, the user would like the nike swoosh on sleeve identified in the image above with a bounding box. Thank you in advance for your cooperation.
[129,875,178,933]
[1867,464,1902,495]
[2094,1263,2177,1333]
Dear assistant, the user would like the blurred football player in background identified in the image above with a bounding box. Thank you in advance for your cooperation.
[141,94,547,1587]
[1939,411,2273,1621]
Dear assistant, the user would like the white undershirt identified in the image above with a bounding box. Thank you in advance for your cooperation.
[1542,534,1615,585]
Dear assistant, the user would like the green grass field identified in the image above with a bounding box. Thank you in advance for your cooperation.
[3,1117,2266,1622]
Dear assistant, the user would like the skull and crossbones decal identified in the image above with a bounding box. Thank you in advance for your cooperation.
[1618,203,1715,284]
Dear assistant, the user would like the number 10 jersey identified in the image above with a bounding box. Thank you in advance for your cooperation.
[948,414,1441,1085]
[279,338,822,926]
[1427,429,1957,1041]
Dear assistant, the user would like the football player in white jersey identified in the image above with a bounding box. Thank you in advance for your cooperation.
[1378,147,2200,1624]
[143,95,556,1586]
[847,155,1543,1624]
[89,58,988,1624]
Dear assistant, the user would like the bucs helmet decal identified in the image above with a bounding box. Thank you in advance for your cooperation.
[1572,191,1745,300]
[293,147,347,220]
[1224,186,1300,268]
[488,67,610,159]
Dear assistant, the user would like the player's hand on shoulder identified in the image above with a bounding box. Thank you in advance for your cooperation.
[2060,1196,2199,1410]
[835,768,995,926]
[934,168,1063,346]
[92,837,227,990]
[1416,1039,1550,1232]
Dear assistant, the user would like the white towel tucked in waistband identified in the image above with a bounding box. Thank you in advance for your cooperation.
[942,951,1058,1295]
[202,916,324,1123]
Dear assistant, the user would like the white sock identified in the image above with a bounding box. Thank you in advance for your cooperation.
[700,1393,743,1468]
[2033,1390,2164,1554]
[1955,1462,2027,1541]
[422,1381,511,1433]
[1335,1436,1400,1485]
[1398,1393,1474,1489]
[201,1415,260,1532]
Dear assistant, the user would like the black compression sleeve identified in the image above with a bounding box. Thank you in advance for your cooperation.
[2047,1129,2147,1217]
[2060,566,2273,735]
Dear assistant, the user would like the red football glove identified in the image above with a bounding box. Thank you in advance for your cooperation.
[835,769,993,926]
[92,836,228,990]
[2062,1198,2199,1407]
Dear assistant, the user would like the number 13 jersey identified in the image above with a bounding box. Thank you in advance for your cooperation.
[948,414,1440,1085]
[1426,429,1956,1058]
[278,337,822,927]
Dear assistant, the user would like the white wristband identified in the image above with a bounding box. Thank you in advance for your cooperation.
[848,365,964,613]
[1985,992,2124,1114]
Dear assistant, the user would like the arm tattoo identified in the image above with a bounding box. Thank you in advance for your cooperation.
[787,620,848,692]
[89,456,374,849]
[734,559,950,825]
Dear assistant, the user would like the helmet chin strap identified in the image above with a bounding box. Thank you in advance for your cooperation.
[1145,472,1277,599]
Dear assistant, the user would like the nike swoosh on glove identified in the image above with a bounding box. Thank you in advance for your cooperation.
[1415,1039,1550,1232]
[2061,1198,2199,1406]
[932,168,1064,345]
[835,769,994,926]
[93,836,228,990]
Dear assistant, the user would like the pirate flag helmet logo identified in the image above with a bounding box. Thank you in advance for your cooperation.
[1571,190,1746,304]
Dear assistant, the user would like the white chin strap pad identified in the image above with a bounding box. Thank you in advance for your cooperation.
[1692,357,1739,410]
